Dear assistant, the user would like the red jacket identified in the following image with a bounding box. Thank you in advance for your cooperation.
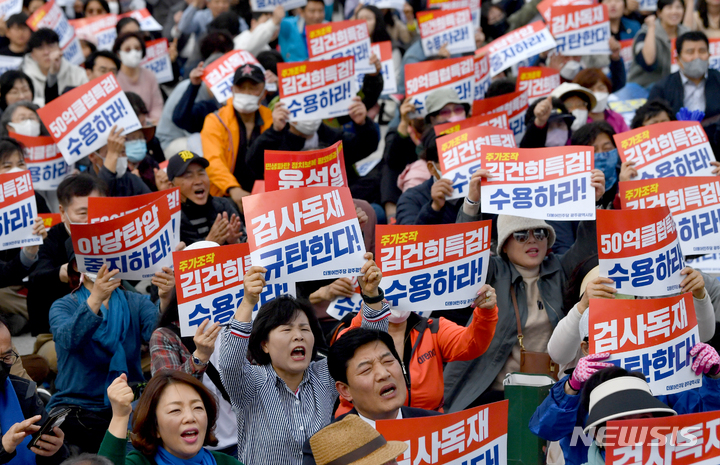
[335,305,498,415]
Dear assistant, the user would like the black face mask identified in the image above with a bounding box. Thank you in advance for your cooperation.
[0,361,11,387]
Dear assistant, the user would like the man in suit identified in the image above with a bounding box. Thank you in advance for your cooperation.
[649,31,720,122]
[302,328,439,464]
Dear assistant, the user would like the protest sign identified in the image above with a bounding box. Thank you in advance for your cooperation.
[549,4,611,55]
[375,221,491,311]
[251,0,306,10]
[0,56,21,76]
[326,276,363,320]
[478,21,557,77]
[376,401,508,465]
[117,9,162,31]
[608,98,647,130]
[71,197,174,279]
[619,38,634,73]
[536,0,595,22]
[355,41,397,95]
[27,0,84,65]
[438,126,516,199]
[597,207,686,297]
[10,133,70,191]
[251,180,265,195]
[173,243,294,336]
[242,186,366,282]
[201,50,260,104]
[474,53,491,101]
[307,20,374,74]
[278,57,357,122]
[606,410,720,465]
[0,171,41,252]
[472,91,528,142]
[0,0,21,20]
[480,145,596,220]
[141,38,174,84]
[359,0,404,9]
[710,38,720,71]
[639,0,657,10]
[405,56,474,118]
[589,293,700,395]
[417,8,475,56]
[687,253,720,273]
[39,213,62,229]
[264,141,347,191]
[69,14,117,51]
[36,73,141,165]
[614,121,715,179]
[621,177,720,256]
[515,66,561,103]
[428,0,481,26]
[434,111,509,136]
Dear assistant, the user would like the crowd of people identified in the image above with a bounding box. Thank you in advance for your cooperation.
[0,0,719,464]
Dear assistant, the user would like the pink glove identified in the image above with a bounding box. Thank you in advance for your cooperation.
[690,343,720,376]
[569,352,613,391]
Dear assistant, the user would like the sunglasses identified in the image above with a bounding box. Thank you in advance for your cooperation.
[437,106,466,118]
[512,229,549,243]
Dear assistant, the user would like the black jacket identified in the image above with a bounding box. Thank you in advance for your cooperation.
[648,69,720,120]
[179,196,242,246]
[0,375,71,464]
[95,166,152,197]
[172,82,221,134]
[396,177,461,226]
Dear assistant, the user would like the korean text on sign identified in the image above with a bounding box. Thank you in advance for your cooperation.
[597,207,685,297]
[36,73,141,166]
[536,0,595,22]
[355,41,397,95]
[201,50,260,103]
[474,54,491,101]
[10,133,70,191]
[472,90,528,142]
[428,0,481,27]
[242,186,366,282]
[39,213,61,229]
[27,0,84,65]
[434,111,509,137]
[359,0,405,10]
[117,9,163,31]
[326,276,362,320]
[480,145,596,220]
[0,0,21,20]
[620,177,720,256]
[550,4,611,55]
[613,121,715,179]
[278,57,357,122]
[478,21,557,77]
[0,171,40,252]
[141,39,174,85]
[405,56,474,118]
[68,13,117,51]
[709,38,720,71]
[71,198,174,280]
[417,8,475,56]
[606,410,720,465]
[376,400,508,465]
[376,221,491,312]
[250,0,306,11]
[307,20,374,74]
[173,243,294,336]
[515,66,561,102]
[589,293,700,395]
[264,141,347,192]
[687,253,720,273]
[438,126,516,200]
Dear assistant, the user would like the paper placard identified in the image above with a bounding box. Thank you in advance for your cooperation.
[141,38,174,84]
[306,20,374,74]
[477,21,557,77]
[417,8,476,56]
[250,0,307,12]
[355,41,397,95]
[10,133,70,191]
[202,50,260,104]
[434,111,509,136]
[515,66,561,103]
[472,91,528,142]
[264,141,347,191]
[0,171,41,251]
[69,14,117,51]
[404,56,474,118]
[550,4,611,56]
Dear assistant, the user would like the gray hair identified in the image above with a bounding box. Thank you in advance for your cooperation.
[60,454,114,465]
[0,100,48,137]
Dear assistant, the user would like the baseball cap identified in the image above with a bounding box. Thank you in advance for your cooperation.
[233,64,265,86]
[167,151,209,181]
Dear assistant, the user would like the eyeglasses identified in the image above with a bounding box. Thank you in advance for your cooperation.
[0,350,19,366]
[512,229,549,243]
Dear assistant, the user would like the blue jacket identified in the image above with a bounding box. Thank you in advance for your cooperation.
[529,374,720,465]
[616,17,641,41]
[47,290,158,412]
[279,16,309,62]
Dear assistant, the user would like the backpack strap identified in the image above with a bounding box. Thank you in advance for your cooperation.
[205,361,232,404]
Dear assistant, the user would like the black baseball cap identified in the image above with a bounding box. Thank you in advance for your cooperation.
[233,63,265,86]
[167,151,210,181]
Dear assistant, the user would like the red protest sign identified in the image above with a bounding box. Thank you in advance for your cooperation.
[201,50,259,103]
[264,141,347,191]
[404,56,474,117]
[434,112,510,136]
[39,213,62,229]
[68,13,117,51]
[416,8,475,56]
[515,66,561,102]
[306,20,373,74]
[10,133,69,191]
[536,0,595,22]
[472,90,528,141]
[0,171,40,251]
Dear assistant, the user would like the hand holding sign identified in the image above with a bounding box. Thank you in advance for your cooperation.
[313,277,356,303]
[533,96,553,128]
[680,267,706,299]
[591,168,606,201]
[87,264,122,314]
[689,343,720,376]
[272,102,289,132]
[467,169,491,204]
[192,318,221,364]
[578,276,616,313]
[430,178,453,211]
[238,266,267,320]
[619,159,637,182]
[151,265,175,309]
[567,352,613,392]
[22,217,47,259]
[190,61,204,86]
[472,283,497,310]
[358,252,382,303]
[348,96,367,126]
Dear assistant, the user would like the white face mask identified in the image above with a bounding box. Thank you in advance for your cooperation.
[119,49,143,68]
[291,119,323,136]
[5,167,24,173]
[570,109,588,131]
[592,92,609,113]
[388,309,411,324]
[233,93,260,114]
[560,60,582,81]
[8,119,40,137]
[115,156,128,177]
[84,272,98,283]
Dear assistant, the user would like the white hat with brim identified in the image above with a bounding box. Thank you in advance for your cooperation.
[551,83,597,110]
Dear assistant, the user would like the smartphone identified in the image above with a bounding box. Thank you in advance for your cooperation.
[27,408,71,450]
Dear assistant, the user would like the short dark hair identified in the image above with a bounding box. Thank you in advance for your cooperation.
[84,50,121,73]
[112,32,146,58]
[0,137,26,166]
[580,366,646,413]
[6,13,29,29]
[208,11,240,37]
[27,28,59,52]
[126,92,148,116]
[83,0,109,15]
[248,295,324,365]
[570,121,616,146]
[657,0,684,11]
[131,370,218,456]
[199,31,234,61]
[676,30,709,55]
[630,99,675,129]
[60,453,114,465]
[485,78,517,98]
[256,50,284,75]
[116,16,140,35]
[305,0,325,6]
[57,173,108,207]
[0,71,34,111]
[328,328,401,385]
[418,126,439,163]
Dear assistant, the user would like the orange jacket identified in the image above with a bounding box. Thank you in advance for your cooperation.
[200,98,272,197]
[335,306,498,416]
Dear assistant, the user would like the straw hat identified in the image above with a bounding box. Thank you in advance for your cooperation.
[310,415,408,465]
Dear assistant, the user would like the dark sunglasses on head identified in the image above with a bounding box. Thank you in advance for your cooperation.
[513,229,549,243]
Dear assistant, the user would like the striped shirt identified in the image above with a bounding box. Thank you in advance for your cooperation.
[219,302,390,465]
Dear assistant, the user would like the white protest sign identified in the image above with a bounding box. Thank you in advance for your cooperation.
[417,8,476,56]
[478,21,557,77]
[0,171,41,252]
[307,20,375,75]
[201,50,260,104]
[550,4,611,56]
[10,133,70,191]
[250,0,307,12]
[355,41,397,95]
[141,38,174,84]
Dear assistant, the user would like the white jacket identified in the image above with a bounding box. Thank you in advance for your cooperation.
[233,19,278,57]
[22,55,89,107]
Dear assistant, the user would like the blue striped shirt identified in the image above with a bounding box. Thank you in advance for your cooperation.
[219,302,390,465]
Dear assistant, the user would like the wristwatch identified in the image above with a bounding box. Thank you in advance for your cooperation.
[361,287,385,304]
[192,354,208,367]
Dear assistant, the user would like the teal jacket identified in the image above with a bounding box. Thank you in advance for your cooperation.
[279,16,308,62]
